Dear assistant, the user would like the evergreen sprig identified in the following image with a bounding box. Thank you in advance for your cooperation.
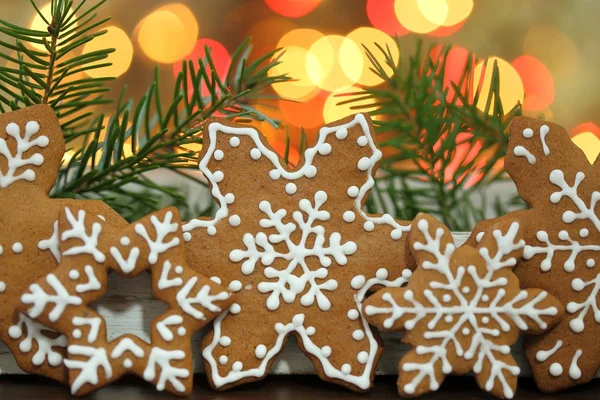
[343,41,523,231]
[0,0,289,220]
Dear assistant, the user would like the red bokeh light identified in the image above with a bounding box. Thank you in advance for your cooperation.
[570,122,600,138]
[511,55,554,112]
[264,0,321,18]
[279,91,327,129]
[366,0,410,36]
[173,39,231,98]
[429,44,475,104]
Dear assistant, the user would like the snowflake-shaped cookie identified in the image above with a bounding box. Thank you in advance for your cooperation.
[17,205,233,395]
[0,105,125,382]
[182,114,414,391]
[468,117,600,392]
[364,214,563,399]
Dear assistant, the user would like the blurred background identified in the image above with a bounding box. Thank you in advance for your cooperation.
[2,0,599,161]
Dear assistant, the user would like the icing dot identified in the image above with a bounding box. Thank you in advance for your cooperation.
[8,325,21,339]
[306,326,316,335]
[229,137,240,147]
[219,355,228,365]
[341,363,352,375]
[232,361,243,371]
[343,211,355,223]
[321,346,332,357]
[572,278,585,292]
[580,228,589,238]
[11,242,23,253]
[357,157,371,171]
[174,266,183,274]
[285,183,297,195]
[229,303,241,314]
[219,336,232,347]
[587,259,596,268]
[481,294,490,302]
[444,315,453,323]
[357,351,369,364]
[522,128,534,138]
[481,317,490,324]
[442,294,451,303]
[318,143,332,155]
[363,221,375,232]
[461,286,470,294]
[352,330,365,340]
[347,309,360,320]
[183,232,192,242]
[549,362,563,377]
[347,186,359,198]
[213,171,225,183]
[351,275,366,289]
[0,282,5,293]
[357,136,368,147]
[123,358,133,368]
[229,280,243,292]
[224,193,235,204]
[336,127,348,139]
[0,245,3,255]
[210,276,222,284]
[255,344,267,359]
[72,329,82,339]
[390,229,402,240]
[304,165,317,178]
[177,327,186,336]
[376,268,388,280]
[214,149,224,160]
[269,169,281,180]
[120,237,130,246]
[462,327,470,336]
[207,226,217,236]
[250,148,262,160]
[229,215,241,227]
[570,319,584,333]
[69,270,80,280]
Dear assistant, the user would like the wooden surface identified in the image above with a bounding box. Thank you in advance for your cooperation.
[0,375,598,399]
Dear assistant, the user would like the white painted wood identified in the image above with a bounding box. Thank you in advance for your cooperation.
[0,232,538,377]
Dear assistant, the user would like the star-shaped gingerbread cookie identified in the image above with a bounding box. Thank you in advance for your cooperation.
[182,113,415,391]
[364,214,563,399]
[17,205,233,395]
[0,105,125,382]
[467,117,600,392]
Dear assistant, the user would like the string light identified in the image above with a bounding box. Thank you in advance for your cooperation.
[511,55,554,112]
[307,35,363,92]
[474,57,524,114]
[264,0,321,18]
[83,26,133,78]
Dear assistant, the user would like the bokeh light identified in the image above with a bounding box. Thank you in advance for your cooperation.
[279,91,327,128]
[278,28,324,50]
[264,0,321,18]
[523,25,579,79]
[137,4,198,64]
[83,26,133,78]
[428,19,466,37]
[343,27,399,87]
[367,0,409,36]
[511,55,554,112]
[422,0,473,26]
[571,131,600,164]
[430,44,474,104]
[395,0,442,34]
[173,39,231,98]
[29,3,77,51]
[269,46,319,100]
[323,88,376,124]
[474,57,524,114]
[248,17,297,60]
[307,35,363,92]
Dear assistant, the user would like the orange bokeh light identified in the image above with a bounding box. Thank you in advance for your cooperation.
[264,0,321,18]
[428,19,466,37]
[429,44,475,104]
[366,0,409,36]
[511,55,554,112]
[173,39,231,98]
[395,0,441,34]
[307,35,363,92]
[279,91,327,129]
[271,141,301,166]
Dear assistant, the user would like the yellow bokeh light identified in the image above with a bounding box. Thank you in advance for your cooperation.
[572,132,600,164]
[277,28,324,50]
[82,26,133,78]
[442,0,474,26]
[474,57,524,114]
[308,35,363,92]
[29,3,77,51]
[419,0,473,26]
[269,46,319,100]
[394,0,440,33]
[323,88,376,124]
[137,5,198,64]
[523,25,579,79]
[342,27,399,87]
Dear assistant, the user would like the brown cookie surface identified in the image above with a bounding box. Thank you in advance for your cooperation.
[182,114,415,391]
[17,206,233,395]
[0,105,125,382]
[364,214,563,399]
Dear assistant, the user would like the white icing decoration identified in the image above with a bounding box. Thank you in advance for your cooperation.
[22,274,82,322]
[352,330,365,340]
[72,329,82,339]
[318,142,332,155]
[0,281,5,293]
[357,351,369,364]
[229,215,241,227]
[72,317,102,343]
[350,275,365,290]
[250,148,261,160]
[357,157,370,171]
[285,182,297,195]
[347,186,359,198]
[69,269,80,280]
[214,149,224,160]
[347,309,359,320]
[135,211,180,265]
[343,210,356,223]
[120,236,130,246]
[364,219,558,399]
[357,136,368,147]
[475,232,484,243]
[110,337,145,359]
[229,137,240,147]
[75,265,101,293]
[143,347,189,392]
[109,243,140,274]
[123,359,133,368]
[229,191,357,311]
[156,315,184,341]
[569,349,583,379]
[255,344,267,359]
[210,276,222,284]
[8,313,66,366]
[0,120,49,188]
[176,277,230,320]
[522,128,534,138]
[61,208,105,262]
[11,242,23,253]
[549,362,563,377]
[513,146,536,165]
[177,327,186,336]
[228,280,242,292]
[219,355,228,365]
[65,345,112,395]
[157,261,183,290]
[540,125,550,156]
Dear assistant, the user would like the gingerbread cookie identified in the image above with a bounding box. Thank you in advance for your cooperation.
[17,205,234,395]
[467,117,600,392]
[0,105,125,382]
[364,214,563,399]
[182,114,415,391]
